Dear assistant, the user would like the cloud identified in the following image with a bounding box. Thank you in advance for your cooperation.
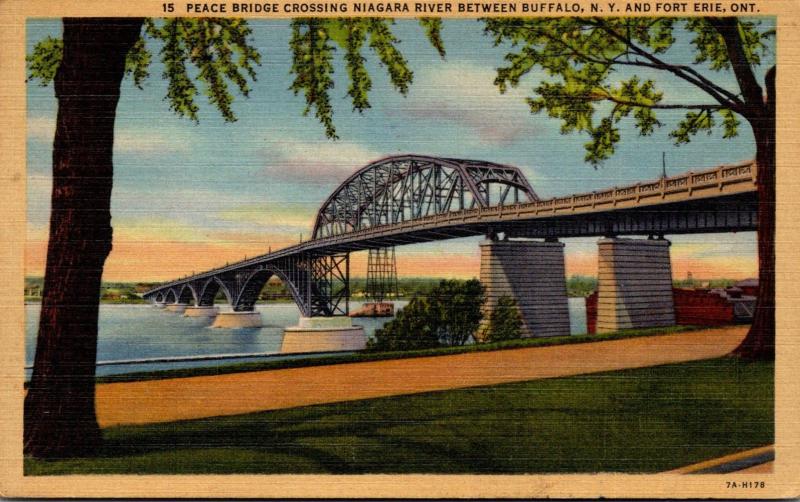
[393,62,539,146]
[260,135,383,186]
[113,216,211,243]
[26,114,191,154]
[114,130,192,154]
[216,203,315,231]
[26,175,53,232]
[27,116,55,142]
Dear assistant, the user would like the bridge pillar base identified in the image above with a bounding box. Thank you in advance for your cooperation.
[153,302,166,309]
[184,306,219,317]
[596,238,675,334]
[211,311,263,329]
[165,303,189,313]
[479,239,570,339]
[282,317,366,353]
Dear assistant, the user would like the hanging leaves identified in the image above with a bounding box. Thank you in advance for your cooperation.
[289,17,443,138]
[289,18,337,137]
[27,17,445,135]
[124,37,152,89]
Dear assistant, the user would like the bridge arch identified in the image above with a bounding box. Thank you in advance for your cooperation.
[164,289,177,304]
[154,292,164,303]
[178,284,197,305]
[234,266,306,312]
[198,276,233,306]
[312,155,538,239]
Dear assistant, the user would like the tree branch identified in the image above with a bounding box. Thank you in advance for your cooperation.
[599,93,725,110]
[586,18,745,112]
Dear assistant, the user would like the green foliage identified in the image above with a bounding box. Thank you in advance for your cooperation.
[482,295,522,342]
[26,36,62,85]
[27,17,445,134]
[484,17,774,164]
[370,279,484,351]
[156,18,261,122]
[157,19,199,121]
[289,18,444,138]
[27,18,259,123]
[368,297,440,351]
[566,275,597,297]
[124,37,152,89]
[418,18,446,58]
[290,18,338,137]
[428,279,485,346]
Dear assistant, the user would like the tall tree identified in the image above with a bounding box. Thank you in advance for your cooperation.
[25,16,444,459]
[484,17,775,360]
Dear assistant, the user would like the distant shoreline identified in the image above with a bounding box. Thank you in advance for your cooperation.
[25,295,593,306]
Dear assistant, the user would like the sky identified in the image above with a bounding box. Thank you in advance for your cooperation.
[26,18,774,282]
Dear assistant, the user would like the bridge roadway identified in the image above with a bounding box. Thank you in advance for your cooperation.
[144,155,757,325]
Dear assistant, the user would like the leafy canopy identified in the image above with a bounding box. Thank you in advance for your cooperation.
[483,17,774,164]
[27,17,445,137]
[481,295,523,342]
[370,279,484,351]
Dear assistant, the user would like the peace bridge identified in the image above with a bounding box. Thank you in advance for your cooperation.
[143,155,758,346]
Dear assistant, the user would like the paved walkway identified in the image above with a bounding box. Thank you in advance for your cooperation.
[95,326,747,427]
[667,445,774,474]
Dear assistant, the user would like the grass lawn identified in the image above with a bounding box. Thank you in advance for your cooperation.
[25,356,773,475]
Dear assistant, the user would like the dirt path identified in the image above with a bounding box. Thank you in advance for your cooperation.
[667,445,774,474]
[95,326,747,427]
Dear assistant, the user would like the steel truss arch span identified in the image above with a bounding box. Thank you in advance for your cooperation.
[312,155,538,239]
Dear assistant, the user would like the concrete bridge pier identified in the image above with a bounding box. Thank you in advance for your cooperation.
[184,305,219,317]
[212,309,263,329]
[282,317,366,353]
[479,238,570,339]
[596,237,676,333]
[164,303,189,314]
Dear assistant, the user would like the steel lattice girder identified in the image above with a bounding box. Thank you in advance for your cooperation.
[312,155,538,239]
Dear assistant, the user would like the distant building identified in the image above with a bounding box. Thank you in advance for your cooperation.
[735,278,758,297]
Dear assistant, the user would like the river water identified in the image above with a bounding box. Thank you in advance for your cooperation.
[25,298,587,377]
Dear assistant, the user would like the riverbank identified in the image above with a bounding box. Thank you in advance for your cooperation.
[93,325,695,384]
[90,325,747,427]
[26,353,772,475]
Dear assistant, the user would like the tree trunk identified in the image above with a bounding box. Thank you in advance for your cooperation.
[24,18,143,459]
[733,65,776,361]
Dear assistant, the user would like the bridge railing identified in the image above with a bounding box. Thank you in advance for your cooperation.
[313,161,755,233]
[458,160,756,219]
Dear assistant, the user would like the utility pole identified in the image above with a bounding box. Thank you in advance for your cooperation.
[661,151,667,178]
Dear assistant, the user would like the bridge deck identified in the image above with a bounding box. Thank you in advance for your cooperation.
[146,161,756,295]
